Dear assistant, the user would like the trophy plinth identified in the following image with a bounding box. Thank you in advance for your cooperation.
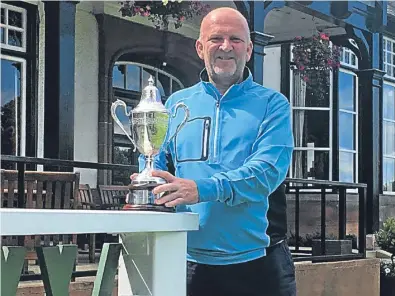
[110,76,189,212]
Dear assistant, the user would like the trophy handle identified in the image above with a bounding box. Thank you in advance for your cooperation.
[110,99,137,151]
[166,102,190,147]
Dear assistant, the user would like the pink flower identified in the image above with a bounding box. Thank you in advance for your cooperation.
[302,76,309,82]
[299,65,305,71]
[295,36,302,41]
[180,16,185,21]
[320,33,329,40]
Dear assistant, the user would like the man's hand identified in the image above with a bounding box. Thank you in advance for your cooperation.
[151,170,199,207]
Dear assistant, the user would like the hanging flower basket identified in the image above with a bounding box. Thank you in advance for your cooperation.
[119,0,210,30]
[291,32,341,102]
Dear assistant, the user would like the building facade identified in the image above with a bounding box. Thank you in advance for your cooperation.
[1,1,394,233]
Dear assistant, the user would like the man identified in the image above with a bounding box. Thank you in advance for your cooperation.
[134,7,296,296]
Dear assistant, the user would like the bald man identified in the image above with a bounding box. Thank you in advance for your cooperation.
[135,7,296,296]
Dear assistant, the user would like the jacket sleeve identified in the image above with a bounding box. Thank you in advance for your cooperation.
[195,93,294,206]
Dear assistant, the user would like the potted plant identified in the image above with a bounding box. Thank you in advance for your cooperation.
[291,32,341,104]
[119,0,210,30]
[376,217,395,296]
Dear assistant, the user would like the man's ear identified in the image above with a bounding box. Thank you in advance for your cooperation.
[246,40,253,62]
[195,39,204,60]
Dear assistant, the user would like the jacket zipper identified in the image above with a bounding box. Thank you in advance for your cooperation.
[211,85,232,161]
[202,119,210,159]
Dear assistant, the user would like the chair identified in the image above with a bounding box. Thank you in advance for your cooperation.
[76,184,97,263]
[98,185,129,210]
[1,169,80,264]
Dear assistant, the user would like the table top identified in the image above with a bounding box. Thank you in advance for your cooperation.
[0,208,199,236]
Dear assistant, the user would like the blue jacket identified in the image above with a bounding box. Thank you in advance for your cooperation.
[139,69,294,265]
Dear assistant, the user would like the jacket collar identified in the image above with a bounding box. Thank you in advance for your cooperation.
[199,67,254,98]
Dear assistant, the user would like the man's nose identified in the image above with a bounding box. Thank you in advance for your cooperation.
[219,39,232,52]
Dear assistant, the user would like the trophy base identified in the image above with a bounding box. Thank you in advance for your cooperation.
[122,203,175,212]
[125,181,174,213]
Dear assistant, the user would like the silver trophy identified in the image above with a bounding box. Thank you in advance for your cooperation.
[111,76,189,211]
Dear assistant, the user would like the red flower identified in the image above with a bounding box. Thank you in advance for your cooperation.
[320,33,329,40]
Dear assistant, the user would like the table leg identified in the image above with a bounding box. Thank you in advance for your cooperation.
[118,231,188,296]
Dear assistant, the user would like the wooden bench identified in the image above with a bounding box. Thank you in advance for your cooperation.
[1,169,80,265]
[98,185,129,210]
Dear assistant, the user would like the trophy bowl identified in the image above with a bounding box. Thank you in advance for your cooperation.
[111,76,189,212]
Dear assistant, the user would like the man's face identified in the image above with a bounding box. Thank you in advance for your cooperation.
[196,13,253,85]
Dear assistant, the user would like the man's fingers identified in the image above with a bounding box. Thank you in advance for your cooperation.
[165,198,185,208]
[130,173,139,180]
[151,170,176,182]
[155,192,180,205]
[152,183,178,195]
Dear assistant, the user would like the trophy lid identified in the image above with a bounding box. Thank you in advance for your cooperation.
[134,76,167,113]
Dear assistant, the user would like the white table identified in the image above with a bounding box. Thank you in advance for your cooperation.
[0,208,199,296]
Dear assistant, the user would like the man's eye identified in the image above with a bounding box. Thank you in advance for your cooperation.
[210,37,222,42]
[231,38,243,43]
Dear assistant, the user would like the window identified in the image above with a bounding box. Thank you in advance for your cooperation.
[1,55,26,157]
[111,61,184,184]
[338,69,358,183]
[0,4,26,52]
[340,46,358,69]
[383,37,395,79]
[289,46,360,184]
[289,71,332,180]
[383,82,395,193]
[1,3,28,162]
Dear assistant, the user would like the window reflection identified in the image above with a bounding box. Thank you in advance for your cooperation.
[1,58,22,157]
[8,30,22,47]
[292,150,329,180]
[1,8,5,24]
[338,71,354,112]
[383,157,395,192]
[113,65,125,89]
[8,10,22,28]
[339,112,354,150]
[383,121,395,157]
[126,64,140,92]
[113,104,132,135]
[113,146,134,185]
[383,84,395,121]
[293,110,329,148]
[339,152,354,183]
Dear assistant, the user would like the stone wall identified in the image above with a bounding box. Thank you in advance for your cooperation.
[296,259,380,296]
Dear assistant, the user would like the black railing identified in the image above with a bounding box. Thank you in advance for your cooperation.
[284,178,367,262]
[1,155,367,271]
